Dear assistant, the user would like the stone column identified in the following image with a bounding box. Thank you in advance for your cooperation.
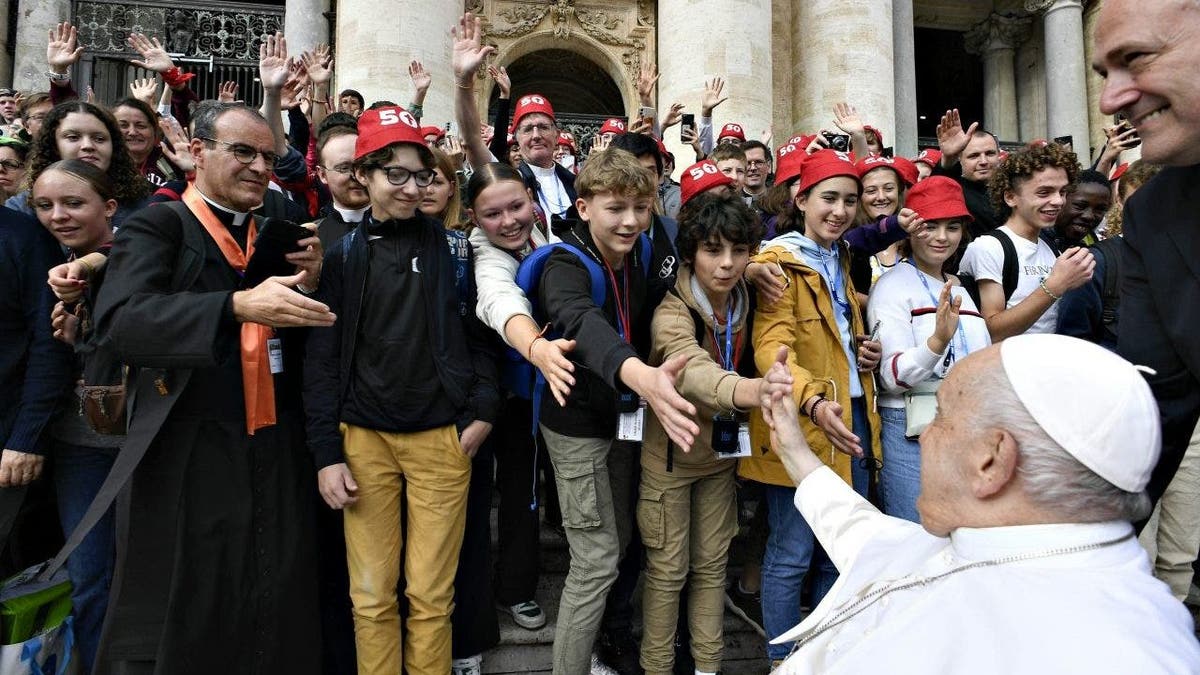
[285,0,330,54]
[892,0,917,156]
[657,0,772,162]
[1029,0,1090,150]
[335,0,458,125]
[964,14,1031,143]
[13,0,69,90]
[791,0,894,150]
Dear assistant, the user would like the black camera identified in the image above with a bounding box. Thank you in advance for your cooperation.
[822,131,850,152]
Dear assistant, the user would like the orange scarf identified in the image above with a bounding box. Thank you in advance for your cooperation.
[182,184,276,434]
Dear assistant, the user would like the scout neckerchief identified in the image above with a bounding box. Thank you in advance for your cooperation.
[182,184,276,434]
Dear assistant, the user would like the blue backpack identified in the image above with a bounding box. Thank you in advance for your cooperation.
[501,234,653,405]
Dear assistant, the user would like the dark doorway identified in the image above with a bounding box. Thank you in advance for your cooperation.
[914,27,984,143]
[490,48,624,116]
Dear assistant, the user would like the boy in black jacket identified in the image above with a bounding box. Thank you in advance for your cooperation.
[537,149,698,674]
[303,106,499,675]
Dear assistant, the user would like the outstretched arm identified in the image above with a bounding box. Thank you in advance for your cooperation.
[452,12,498,170]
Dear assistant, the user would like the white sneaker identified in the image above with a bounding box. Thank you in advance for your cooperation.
[589,652,619,675]
[501,599,547,630]
[452,654,482,675]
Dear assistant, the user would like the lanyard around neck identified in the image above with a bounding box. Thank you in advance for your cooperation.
[712,302,735,371]
[907,259,969,367]
[603,259,632,342]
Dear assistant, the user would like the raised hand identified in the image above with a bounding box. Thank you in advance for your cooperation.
[591,133,611,154]
[217,80,239,103]
[936,108,978,160]
[451,13,496,83]
[628,117,652,135]
[408,59,431,93]
[832,102,865,136]
[758,346,794,428]
[303,44,333,85]
[129,77,159,106]
[258,31,289,93]
[637,62,660,106]
[927,282,962,355]
[158,116,195,173]
[127,32,176,73]
[442,135,465,170]
[488,65,511,98]
[661,102,685,130]
[47,22,83,73]
[701,77,728,117]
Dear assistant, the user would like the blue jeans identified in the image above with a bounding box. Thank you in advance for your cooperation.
[879,406,922,523]
[760,398,874,660]
[52,441,117,675]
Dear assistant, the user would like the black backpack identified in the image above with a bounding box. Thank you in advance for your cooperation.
[958,229,1060,309]
[1091,236,1123,343]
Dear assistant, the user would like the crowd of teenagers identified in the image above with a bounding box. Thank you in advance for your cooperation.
[0,9,1176,675]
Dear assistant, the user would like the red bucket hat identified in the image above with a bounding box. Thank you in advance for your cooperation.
[599,118,626,136]
[718,123,746,143]
[796,150,860,195]
[774,141,807,186]
[510,93,556,132]
[913,148,942,168]
[680,159,734,207]
[557,131,576,151]
[864,125,884,147]
[904,176,973,222]
[856,154,918,187]
[355,106,425,161]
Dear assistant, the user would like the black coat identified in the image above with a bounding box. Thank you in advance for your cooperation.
[1117,164,1200,505]
[303,213,500,470]
[933,161,1002,237]
[92,201,319,674]
[0,208,71,454]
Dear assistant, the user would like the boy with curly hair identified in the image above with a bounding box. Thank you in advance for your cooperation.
[958,142,1096,340]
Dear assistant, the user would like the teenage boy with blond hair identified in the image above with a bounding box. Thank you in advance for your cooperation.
[536,148,699,674]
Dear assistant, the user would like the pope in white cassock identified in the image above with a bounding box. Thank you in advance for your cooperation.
[761,334,1200,674]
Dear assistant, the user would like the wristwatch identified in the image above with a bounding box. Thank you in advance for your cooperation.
[45,71,71,83]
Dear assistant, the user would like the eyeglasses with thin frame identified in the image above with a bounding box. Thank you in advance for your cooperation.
[323,163,354,175]
[370,164,435,188]
[0,159,24,172]
[517,122,556,137]
[746,159,770,168]
[197,136,280,168]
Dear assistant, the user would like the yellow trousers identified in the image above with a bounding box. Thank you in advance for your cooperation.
[341,423,471,675]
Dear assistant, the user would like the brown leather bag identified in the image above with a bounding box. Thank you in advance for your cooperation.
[80,375,127,436]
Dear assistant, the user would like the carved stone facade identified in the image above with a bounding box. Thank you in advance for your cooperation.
[73,0,282,62]
[469,0,655,120]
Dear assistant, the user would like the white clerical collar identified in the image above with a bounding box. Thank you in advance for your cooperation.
[529,162,558,177]
[194,186,250,227]
[334,203,368,224]
[949,520,1132,562]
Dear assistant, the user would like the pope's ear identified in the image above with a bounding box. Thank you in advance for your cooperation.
[971,428,1019,499]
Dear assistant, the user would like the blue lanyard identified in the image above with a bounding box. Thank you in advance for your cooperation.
[711,303,735,371]
[907,259,969,367]
[819,248,851,322]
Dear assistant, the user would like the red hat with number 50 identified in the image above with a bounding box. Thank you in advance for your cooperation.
[599,118,626,136]
[913,148,942,168]
[680,159,734,207]
[855,154,918,188]
[355,106,426,160]
[774,141,807,186]
[796,150,860,195]
[718,123,746,143]
[511,93,556,132]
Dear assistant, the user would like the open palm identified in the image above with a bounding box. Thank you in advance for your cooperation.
[452,13,495,80]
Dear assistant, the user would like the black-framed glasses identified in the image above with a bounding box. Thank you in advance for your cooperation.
[197,136,280,168]
[0,159,24,172]
[372,164,435,187]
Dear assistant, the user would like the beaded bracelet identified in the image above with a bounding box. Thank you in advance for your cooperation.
[808,395,827,426]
